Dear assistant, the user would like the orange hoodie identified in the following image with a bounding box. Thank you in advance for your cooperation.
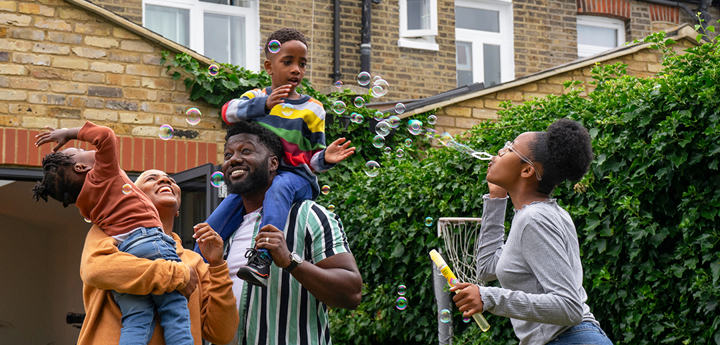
[77,225,239,345]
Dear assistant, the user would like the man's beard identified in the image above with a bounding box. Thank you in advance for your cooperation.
[225,160,270,195]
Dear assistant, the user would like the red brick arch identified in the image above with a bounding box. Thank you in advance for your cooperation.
[577,0,679,23]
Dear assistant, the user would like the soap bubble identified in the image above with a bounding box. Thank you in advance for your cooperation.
[121,183,132,195]
[463,317,471,323]
[321,185,330,195]
[373,75,382,83]
[364,160,380,177]
[425,217,433,227]
[428,114,437,125]
[84,217,91,223]
[332,100,346,115]
[328,204,335,212]
[334,80,343,89]
[408,120,423,135]
[424,128,438,140]
[438,132,453,146]
[371,79,389,97]
[208,64,220,76]
[354,96,365,108]
[396,297,408,310]
[282,103,294,116]
[387,115,401,129]
[396,148,404,158]
[353,113,364,124]
[357,71,371,86]
[372,135,385,148]
[158,124,173,140]
[268,40,281,53]
[373,111,384,120]
[397,285,406,295]
[185,107,201,125]
[395,103,405,114]
[450,278,458,286]
[440,309,451,323]
[384,146,391,154]
[210,172,224,187]
[375,121,391,137]
[404,138,412,147]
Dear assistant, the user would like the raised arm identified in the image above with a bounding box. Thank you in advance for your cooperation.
[475,186,510,281]
[221,89,270,125]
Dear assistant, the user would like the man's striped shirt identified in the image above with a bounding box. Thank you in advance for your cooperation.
[236,200,351,345]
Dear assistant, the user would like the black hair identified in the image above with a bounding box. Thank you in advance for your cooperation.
[264,27,309,57]
[31,152,84,208]
[530,119,594,194]
[225,120,285,160]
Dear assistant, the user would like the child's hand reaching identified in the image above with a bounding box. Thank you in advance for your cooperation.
[193,223,225,267]
[266,84,292,111]
[325,138,356,164]
[35,126,80,152]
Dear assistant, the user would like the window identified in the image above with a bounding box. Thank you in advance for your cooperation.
[577,16,626,58]
[455,0,514,88]
[399,0,439,50]
[143,0,259,70]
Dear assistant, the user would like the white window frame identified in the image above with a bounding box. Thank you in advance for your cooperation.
[577,15,626,58]
[398,0,439,51]
[142,0,260,71]
[455,0,514,87]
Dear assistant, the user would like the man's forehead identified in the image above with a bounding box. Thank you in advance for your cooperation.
[226,133,260,146]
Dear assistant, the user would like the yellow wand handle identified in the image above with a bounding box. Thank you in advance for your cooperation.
[430,250,491,332]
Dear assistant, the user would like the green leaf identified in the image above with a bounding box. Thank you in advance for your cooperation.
[171,71,181,80]
[712,261,720,284]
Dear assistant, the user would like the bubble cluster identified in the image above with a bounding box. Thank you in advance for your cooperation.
[397,285,406,295]
[371,79,389,98]
[372,135,385,148]
[121,183,132,195]
[328,204,335,212]
[357,72,371,86]
[354,96,365,108]
[185,108,201,125]
[364,160,380,177]
[268,40,281,53]
[395,103,406,114]
[396,297,408,310]
[210,172,224,188]
[375,121,391,137]
[439,309,451,323]
[425,217,433,227]
[408,120,423,135]
[208,64,220,76]
[334,80,343,89]
[428,114,437,125]
[281,103,294,116]
[158,124,173,140]
[321,185,330,195]
[332,100,346,115]
[350,113,364,124]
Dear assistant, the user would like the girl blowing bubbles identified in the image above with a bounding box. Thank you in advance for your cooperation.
[451,119,613,345]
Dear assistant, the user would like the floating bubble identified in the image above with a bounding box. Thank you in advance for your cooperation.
[425,128,439,141]
[353,96,365,108]
[408,120,423,135]
[440,309,451,323]
[321,185,330,195]
[364,160,380,177]
[396,148,404,158]
[208,64,220,76]
[185,107,201,125]
[84,217,91,223]
[428,114,437,125]
[334,80,343,89]
[121,183,132,195]
[374,111,384,120]
[438,132,453,146]
[210,172,224,188]
[282,103,294,116]
[404,139,413,147]
[354,113,364,124]
[357,72,371,86]
[373,75,382,83]
[396,297,408,310]
[372,135,385,148]
[332,100,346,115]
[395,103,406,114]
[371,79,389,98]
[425,217,433,227]
[328,204,335,212]
[387,115,401,129]
[397,285,406,295]
[384,146,391,154]
[268,40,281,53]
[463,317,471,323]
[375,121,391,137]
[158,124,173,140]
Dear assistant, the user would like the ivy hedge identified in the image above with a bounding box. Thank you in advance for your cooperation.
[164,25,720,345]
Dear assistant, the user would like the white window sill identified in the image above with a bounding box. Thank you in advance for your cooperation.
[398,37,439,51]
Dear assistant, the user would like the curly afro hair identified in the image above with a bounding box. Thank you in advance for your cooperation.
[31,152,84,207]
[530,119,594,195]
[225,120,285,161]
[264,27,308,57]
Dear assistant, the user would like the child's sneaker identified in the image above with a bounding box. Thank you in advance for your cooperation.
[237,248,272,287]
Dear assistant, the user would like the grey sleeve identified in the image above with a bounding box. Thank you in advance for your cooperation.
[479,220,584,326]
[475,194,508,282]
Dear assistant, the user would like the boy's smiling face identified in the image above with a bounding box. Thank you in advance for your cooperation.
[264,40,307,98]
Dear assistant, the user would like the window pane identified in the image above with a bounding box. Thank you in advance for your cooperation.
[204,13,246,67]
[483,44,501,87]
[407,0,430,30]
[578,25,617,48]
[456,7,499,32]
[456,41,473,87]
[199,0,251,7]
[145,5,189,46]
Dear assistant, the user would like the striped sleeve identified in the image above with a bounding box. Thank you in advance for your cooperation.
[221,88,268,125]
[310,149,335,173]
[305,202,351,264]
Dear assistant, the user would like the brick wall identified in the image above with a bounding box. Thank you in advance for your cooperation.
[0,0,225,172]
[89,0,141,25]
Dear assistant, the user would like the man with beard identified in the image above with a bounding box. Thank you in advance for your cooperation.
[195,120,362,345]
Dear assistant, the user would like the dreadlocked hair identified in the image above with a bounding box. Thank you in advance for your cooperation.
[32,152,84,208]
[264,27,308,57]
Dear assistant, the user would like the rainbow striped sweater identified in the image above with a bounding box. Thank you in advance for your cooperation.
[221,87,334,198]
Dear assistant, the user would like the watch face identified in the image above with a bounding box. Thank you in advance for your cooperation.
[292,253,302,263]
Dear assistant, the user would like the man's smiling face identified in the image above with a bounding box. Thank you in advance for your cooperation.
[223,133,276,195]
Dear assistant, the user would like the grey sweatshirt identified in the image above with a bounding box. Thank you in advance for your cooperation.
[476,194,598,345]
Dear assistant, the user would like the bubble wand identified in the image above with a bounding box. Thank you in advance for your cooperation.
[429,249,491,332]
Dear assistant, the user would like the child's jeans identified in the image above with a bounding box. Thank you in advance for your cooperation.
[112,227,193,345]
[549,322,613,344]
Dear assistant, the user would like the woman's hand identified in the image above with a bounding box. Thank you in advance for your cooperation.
[488,182,508,198]
[324,138,356,164]
[193,223,224,267]
[450,283,485,317]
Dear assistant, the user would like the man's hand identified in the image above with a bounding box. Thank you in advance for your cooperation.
[255,224,292,269]
[488,182,508,198]
[325,138,356,164]
[266,84,292,111]
[450,283,484,317]
[35,126,80,152]
[193,223,224,267]
[179,264,198,299]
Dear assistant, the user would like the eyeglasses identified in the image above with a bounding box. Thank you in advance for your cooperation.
[498,141,542,181]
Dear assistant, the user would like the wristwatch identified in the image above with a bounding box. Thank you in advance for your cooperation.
[284,252,303,273]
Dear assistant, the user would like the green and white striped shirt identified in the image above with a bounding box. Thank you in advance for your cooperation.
[236,200,351,345]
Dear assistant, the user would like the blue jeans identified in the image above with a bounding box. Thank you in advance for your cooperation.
[550,322,613,345]
[112,227,193,345]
